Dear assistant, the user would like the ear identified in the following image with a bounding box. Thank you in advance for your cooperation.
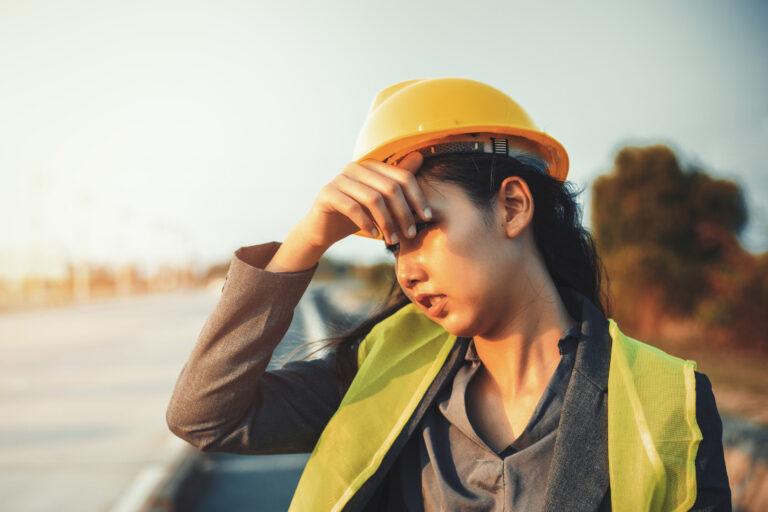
[497,176,534,238]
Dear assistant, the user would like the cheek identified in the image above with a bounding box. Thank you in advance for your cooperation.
[442,225,499,282]
[440,235,501,304]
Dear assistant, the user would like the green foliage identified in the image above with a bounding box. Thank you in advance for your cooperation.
[594,146,688,255]
[593,146,746,263]
[687,168,747,236]
[592,144,753,326]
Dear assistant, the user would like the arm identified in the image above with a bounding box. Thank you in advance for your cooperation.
[166,153,430,454]
[690,372,732,511]
[165,242,342,454]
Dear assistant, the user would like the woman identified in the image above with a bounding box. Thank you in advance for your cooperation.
[166,78,731,511]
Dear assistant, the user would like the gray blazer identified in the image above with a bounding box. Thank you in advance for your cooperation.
[166,242,731,511]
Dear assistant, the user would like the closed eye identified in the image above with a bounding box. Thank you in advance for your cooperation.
[385,221,434,255]
[384,242,399,255]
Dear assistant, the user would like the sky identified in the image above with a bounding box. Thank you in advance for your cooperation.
[1,0,767,281]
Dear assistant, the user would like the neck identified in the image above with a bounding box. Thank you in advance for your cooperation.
[473,267,576,400]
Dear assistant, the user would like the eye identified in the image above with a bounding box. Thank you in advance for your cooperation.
[384,221,434,256]
[414,220,433,233]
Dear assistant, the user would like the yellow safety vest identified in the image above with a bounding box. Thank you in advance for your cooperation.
[289,304,702,512]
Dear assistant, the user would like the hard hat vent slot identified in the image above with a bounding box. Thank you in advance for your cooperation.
[491,137,509,155]
[419,141,481,158]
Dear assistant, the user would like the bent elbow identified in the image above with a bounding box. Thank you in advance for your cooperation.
[165,404,221,452]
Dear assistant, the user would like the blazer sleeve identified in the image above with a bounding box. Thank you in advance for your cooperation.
[690,371,732,511]
[165,242,343,454]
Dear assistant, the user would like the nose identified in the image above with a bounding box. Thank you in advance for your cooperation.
[396,247,427,291]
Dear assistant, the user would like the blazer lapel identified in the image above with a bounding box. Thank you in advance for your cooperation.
[543,292,612,511]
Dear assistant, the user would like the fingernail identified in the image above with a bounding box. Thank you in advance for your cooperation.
[407,225,416,238]
[370,227,379,238]
[423,207,432,220]
[390,233,399,244]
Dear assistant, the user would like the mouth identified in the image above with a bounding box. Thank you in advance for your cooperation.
[415,294,447,317]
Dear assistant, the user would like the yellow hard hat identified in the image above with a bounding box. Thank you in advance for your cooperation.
[353,78,568,181]
[352,78,569,240]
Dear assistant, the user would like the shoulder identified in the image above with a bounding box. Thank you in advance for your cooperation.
[690,371,732,510]
[692,371,724,448]
[694,372,720,425]
[357,303,444,366]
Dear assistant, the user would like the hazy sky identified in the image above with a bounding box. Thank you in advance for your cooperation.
[2,0,767,280]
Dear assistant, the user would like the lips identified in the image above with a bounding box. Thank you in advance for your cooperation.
[414,293,447,317]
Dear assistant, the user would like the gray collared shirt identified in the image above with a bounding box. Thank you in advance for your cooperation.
[378,324,581,511]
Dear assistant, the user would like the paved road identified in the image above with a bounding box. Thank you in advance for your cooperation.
[0,285,322,512]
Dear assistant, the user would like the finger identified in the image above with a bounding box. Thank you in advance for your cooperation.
[324,186,380,238]
[358,154,432,222]
[399,152,432,219]
[333,175,400,244]
[341,167,417,238]
[397,151,424,173]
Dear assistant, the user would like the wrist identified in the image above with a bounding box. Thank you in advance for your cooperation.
[265,224,327,273]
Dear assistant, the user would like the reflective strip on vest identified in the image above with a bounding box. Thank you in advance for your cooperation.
[289,304,701,512]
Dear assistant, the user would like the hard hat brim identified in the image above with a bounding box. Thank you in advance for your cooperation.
[355,125,568,182]
[353,127,569,241]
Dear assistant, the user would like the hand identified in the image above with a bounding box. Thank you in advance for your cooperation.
[298,152,431,250]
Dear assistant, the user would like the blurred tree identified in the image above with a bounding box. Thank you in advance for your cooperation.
[592,145,753,337]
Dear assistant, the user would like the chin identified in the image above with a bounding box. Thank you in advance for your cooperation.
[435,315,476,339]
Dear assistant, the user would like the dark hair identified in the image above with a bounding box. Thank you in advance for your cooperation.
[319,152,610,395]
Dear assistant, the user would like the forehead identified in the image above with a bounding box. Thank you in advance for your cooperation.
[416,177,473,207]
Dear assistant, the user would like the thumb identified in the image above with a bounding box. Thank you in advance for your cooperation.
[397,151,424,173]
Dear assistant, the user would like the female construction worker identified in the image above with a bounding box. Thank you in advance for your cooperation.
[166,78,731,511]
